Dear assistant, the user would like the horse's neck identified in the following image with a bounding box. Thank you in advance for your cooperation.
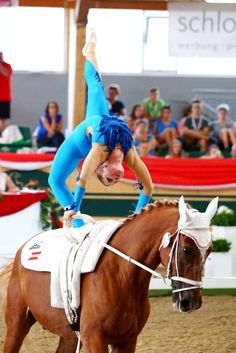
[112,207,179,288]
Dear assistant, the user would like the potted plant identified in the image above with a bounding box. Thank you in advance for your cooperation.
[205,239,232,277]
[211,205,236,276]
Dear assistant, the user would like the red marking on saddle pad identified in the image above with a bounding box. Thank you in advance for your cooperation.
[27,251,42,261]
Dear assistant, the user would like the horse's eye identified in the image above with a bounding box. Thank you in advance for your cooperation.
[183,247,191,254]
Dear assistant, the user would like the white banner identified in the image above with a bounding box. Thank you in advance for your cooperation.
[169,3,236,57]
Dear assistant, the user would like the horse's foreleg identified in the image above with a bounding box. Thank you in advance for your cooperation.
[82,329,109,353]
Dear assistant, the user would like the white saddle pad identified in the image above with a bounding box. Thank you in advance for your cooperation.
[21,219,122,310]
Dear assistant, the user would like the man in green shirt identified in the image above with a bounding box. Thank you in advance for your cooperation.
[143,88,165,129]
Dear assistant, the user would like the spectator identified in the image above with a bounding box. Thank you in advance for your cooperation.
[165,139,183,158]
[183,100,209,152]
[133,120,157,156]
[0,170,19,193]
[127,104,147,133]
[0,52,13,133]
[107,84,126,117]
[200,144,223,159]
[36,101,65,148]
[231,143,236,158]
[139,142,151,157]
[153,105,178,148]
[178,104,192,137]
[211,104,235,150]
[234,121,236,137]
[143,88,165,129]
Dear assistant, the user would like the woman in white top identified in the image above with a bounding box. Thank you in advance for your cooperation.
[0,171,19,192]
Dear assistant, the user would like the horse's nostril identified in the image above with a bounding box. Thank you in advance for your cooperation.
[180,299,191,312]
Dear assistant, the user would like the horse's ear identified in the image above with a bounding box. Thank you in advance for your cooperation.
[178,196,187,228]
[205,196,219,220]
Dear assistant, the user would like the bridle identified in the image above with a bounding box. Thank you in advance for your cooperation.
[164,228,209,294]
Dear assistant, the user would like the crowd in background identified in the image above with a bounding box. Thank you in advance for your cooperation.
[107,84,236,159]
[1,50,236,159]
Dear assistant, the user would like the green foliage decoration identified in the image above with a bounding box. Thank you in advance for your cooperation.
[212,239,231,252]
[211,211,236,226]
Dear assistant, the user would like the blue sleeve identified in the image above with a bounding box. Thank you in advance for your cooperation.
[134,192,151,213]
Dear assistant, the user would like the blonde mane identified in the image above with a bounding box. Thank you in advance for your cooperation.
[123,199,180,225]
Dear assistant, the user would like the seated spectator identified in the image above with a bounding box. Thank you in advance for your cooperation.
[153,105,178,148]
[107,84,126,117]
[211,104,235,150]
[200,144,223,159]
[183,100,209,152]
[231,143,236,158]
[234,121,236,137]
[37,101,65,148]
[139,142,152,157]
[0,170,19,193]
[165,139,183,158]
[133,120,157,156]
[127,104,147,133]
[178,104,192,137]
[143,88,165,130]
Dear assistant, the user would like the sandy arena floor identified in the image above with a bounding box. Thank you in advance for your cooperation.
[1,296,236,353]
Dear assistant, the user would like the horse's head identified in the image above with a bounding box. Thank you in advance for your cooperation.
[160,196,218,312]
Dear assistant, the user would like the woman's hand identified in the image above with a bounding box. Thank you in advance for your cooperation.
[63,210,77,227]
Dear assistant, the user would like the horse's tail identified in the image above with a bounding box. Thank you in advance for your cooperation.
[0,262,13,312]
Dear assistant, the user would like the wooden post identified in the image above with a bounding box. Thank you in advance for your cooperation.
[73,24,86,128]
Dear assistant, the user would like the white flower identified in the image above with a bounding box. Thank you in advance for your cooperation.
[217,205,233,215]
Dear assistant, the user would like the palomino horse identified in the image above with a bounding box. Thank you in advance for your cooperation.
[1,197,218,353]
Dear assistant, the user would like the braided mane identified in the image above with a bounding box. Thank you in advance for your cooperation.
[123,199,180,225]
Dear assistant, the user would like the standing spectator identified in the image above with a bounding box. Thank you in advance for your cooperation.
[0,52,13,133]
[36,101,65,148]
[211,104,235,150]
[143,88,165,129]
[231,143,236,158]
[127,104,147,133]
[133,120,157,156]
[153,105,178,149]
[165,139,183,158]
[107,84,126,117]
[183,100,209,152]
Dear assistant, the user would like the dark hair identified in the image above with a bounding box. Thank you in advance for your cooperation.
[182,104,192,117]
[45,101,59,115]
[130,104,143,120]
[161,105,171,111]
[150,88,158,93]
[191,99,202,105]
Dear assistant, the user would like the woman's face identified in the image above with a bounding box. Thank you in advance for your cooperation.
[172,141,181,155]
[218,109,227,121]
[48,103,58,116]
[137,122,147,133]
[134,106,144,119]
[96,160,124,186]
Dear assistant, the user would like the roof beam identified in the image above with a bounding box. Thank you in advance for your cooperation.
[19,0,76,8]
[91,0,167,11]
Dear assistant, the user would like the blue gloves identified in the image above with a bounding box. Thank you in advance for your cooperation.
[72,185,86,228]
[134,192,151,214]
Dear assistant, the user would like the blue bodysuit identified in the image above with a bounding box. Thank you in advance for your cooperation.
[49,60,151,225]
